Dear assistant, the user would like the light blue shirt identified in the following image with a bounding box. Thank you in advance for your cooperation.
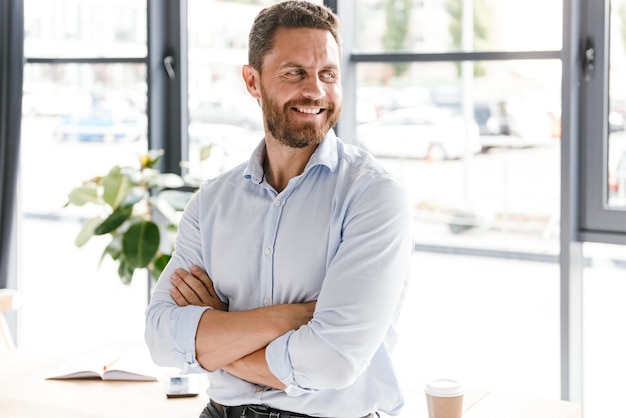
[145,130,413,417]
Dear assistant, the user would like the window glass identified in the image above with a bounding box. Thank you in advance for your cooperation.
[21,64,148,215]
[608,0,626,208]
[356,60,561,254]
[356,0,562,53]
[24,0,147,58]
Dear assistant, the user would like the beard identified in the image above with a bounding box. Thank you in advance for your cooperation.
[260,86,342,149]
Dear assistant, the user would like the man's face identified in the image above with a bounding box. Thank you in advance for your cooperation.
[250,27,342,148]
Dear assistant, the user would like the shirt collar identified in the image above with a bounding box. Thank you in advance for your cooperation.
[243,129,339,183]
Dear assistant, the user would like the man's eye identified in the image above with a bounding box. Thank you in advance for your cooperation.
[287,70,303,76]
[321,72,336,81]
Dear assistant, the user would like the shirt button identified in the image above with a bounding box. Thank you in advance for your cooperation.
[274,199,281,206]
[264,247,271,255]
[256,386,264,392]
[263,298,270,306]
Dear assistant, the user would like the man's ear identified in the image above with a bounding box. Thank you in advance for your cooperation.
[242,65,261,100]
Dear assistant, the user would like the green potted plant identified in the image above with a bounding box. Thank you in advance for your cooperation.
[65,149,194,284]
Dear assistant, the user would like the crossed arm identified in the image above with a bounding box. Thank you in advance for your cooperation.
[170,265,316,389]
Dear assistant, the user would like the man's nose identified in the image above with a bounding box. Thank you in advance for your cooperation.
[301,75,326,100]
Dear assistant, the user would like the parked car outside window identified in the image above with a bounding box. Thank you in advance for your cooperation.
[356,106,481,161]
[55,101,146,142]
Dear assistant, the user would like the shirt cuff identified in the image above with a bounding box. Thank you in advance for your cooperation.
[266,330,316,397]
[170,304,212,371]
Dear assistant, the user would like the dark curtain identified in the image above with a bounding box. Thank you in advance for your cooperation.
[0,0,24,288]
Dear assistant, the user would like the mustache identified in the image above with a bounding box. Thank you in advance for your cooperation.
[285,99,334,110]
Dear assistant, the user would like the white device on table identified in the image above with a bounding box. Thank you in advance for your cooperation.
[166,375,200,398]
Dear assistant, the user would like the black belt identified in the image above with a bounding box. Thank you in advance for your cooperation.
[210,400,376,418]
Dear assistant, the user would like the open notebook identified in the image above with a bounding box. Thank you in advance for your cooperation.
[47,345,165,381]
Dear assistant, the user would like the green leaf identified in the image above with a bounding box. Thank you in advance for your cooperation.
[152,254,171,281]
[122,221,160,268]
[102,166,132,209]
[67,186,99,206]
[94,205,133,235]
[74,216,102,247]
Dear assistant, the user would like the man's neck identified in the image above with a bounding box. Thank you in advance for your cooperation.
[263,137,318,193]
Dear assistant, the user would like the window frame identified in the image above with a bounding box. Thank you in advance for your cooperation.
[579,0,626,243]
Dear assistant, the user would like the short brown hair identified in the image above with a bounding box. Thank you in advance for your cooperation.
[248,0,341,72]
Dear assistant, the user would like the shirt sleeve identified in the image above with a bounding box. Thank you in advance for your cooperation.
[144,190,211,373]
[265,173,414,393]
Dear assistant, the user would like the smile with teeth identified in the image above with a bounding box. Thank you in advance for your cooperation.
[295,107,323,114]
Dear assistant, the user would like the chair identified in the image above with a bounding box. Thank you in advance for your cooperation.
[0,289,22,351]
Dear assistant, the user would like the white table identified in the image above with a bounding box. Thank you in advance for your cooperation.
[0,350,210,417]
[394,386,580,418]
[0,350,581,418]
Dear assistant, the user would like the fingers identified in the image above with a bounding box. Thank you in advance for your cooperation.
[170,286,189,306]
[190,264,220,299]
[169,266,228,311]
[190,264,212,286]
[170,268,209,306]
[188,265,216,297]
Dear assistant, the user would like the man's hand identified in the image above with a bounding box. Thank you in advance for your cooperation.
[170,265,228,311]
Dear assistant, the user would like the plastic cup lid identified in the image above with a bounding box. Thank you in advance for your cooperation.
[425,378,464,397]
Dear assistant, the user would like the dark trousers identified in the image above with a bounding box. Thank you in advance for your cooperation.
[198,400,378,418]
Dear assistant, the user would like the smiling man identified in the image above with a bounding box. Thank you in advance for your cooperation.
[145,2,413,417]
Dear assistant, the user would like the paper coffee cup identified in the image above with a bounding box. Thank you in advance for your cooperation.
[424,378,464,418]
